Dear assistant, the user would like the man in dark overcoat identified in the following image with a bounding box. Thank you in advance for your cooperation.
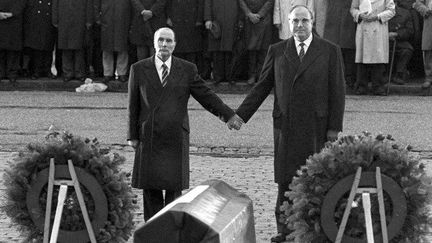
[52,0,93,82]
[127,27,242,221]
[204,0,239,83]
[388,1,414,85]
[0,0,26,83]
[239,0,274,85]
[23,0,56,79]
[322,0,357,88]
[95,0,131,83]
[235,5,345,242]
[166,0,203,67]
[130,0,167,61]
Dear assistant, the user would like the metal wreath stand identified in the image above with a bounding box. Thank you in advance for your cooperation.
[26,158,108,243]
[321,167,407,243]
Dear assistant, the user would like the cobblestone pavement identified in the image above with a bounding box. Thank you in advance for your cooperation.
[0,149,431,243]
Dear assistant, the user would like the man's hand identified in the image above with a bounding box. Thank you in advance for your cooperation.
[141,10,153,21]
[327,130,339,142]
[389,32,398,40]
[128,139,139,149]
[0,12,12,20]
[248,13,260,24]
[205,20,212,29]
[227,114,244,130]
[166,18,173,27]
[362,13,379,22]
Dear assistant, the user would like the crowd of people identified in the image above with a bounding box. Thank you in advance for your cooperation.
[0,0,431,94]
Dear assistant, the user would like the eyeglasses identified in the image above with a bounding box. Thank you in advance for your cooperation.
[290,18,312,25]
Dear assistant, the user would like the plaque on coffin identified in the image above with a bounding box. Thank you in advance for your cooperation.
[133,180,256,243]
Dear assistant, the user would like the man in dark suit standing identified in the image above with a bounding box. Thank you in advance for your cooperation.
[127,27,243,221]
[233,5,345,242]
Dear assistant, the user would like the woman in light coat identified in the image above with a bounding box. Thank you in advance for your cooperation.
[273,0,314,40]
[351,0,395,95]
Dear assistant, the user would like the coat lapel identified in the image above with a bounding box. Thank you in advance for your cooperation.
[283,38,300,66]
[293,35,323,82]
[144,56,163,92]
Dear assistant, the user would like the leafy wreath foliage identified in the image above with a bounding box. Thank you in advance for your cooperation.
[1,131,139,242]
[281,132,432,243]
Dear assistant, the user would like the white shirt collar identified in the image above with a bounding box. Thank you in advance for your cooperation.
[155,56,172,70]
[155,56,172,82]
[294,34,313,55]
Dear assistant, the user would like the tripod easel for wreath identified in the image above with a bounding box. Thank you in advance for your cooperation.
[26,158,108,243]
[321,167,407,243]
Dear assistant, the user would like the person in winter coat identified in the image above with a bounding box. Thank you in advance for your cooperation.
[388,1,414,85]
[351,0,395,95]
[95,0,131,83]
[413,0,432,89]
[166,0,203,68]
[0,0,26,83]
[240,0,274,85]
[321,0,357,88]
[234,6,345,243]
[130,0,167,61]
[204,0,239,84]
[127,27,243,221]
[52,0,93,82]
[23,0,56,80]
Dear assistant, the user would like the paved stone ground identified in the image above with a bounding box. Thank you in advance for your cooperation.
[0,149,431,243]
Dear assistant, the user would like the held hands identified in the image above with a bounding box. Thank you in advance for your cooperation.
[141,10,153,21]
[0,12,12,20]
[248,13,260,24]
[128,139,139,150]
[360,12,379,22]
[227,114,244,130]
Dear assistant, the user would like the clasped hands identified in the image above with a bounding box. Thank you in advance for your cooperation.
[359,12,379,22]
[0,12,12,20]
[227,114,244,130]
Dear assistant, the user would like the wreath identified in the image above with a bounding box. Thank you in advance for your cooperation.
[281,132,432,242]
[1,131,139,242]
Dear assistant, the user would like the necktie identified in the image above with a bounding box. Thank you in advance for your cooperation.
[161,63,168,87]
[299,42,305,62]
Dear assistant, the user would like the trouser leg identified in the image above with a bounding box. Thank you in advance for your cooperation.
[212,51,224,83]
[62,50,74,78]
[74,49,86,78]
[102,51,115,77]
[116,50,129,76]
[6,50,21,79]
[423,50,432,82]
[370,64,385,90]
[275,181,291,234]
[143,189,164,221]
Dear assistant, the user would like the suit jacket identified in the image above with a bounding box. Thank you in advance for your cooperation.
[127,56,235,190]
[236,35,345,183]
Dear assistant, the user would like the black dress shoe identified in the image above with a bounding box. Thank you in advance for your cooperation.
[63,77,72,82]
[373,87,387,96]
[118,75,128,83]
[103,76,113,83]
[355,87,367,95]
[270,233,287,243]
[48,73,57,79]
[31,74,39,80]
[9,77,17,83]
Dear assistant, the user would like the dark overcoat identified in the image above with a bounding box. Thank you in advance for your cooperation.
[323,0,356,49]
[0,0,26,50]
[127,56,235,190]
[389,6,414,50]
[129,0,166,47]
[95,0,131,52]
[52,0,93,50]
[239,0,274,50]
[204,0,239,52]
[236,35,345,183]
[23,0,56,51]
[167,0,203,53]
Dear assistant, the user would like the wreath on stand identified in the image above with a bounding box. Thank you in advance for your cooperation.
[281,132,432,242]
[1,131,139,242]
